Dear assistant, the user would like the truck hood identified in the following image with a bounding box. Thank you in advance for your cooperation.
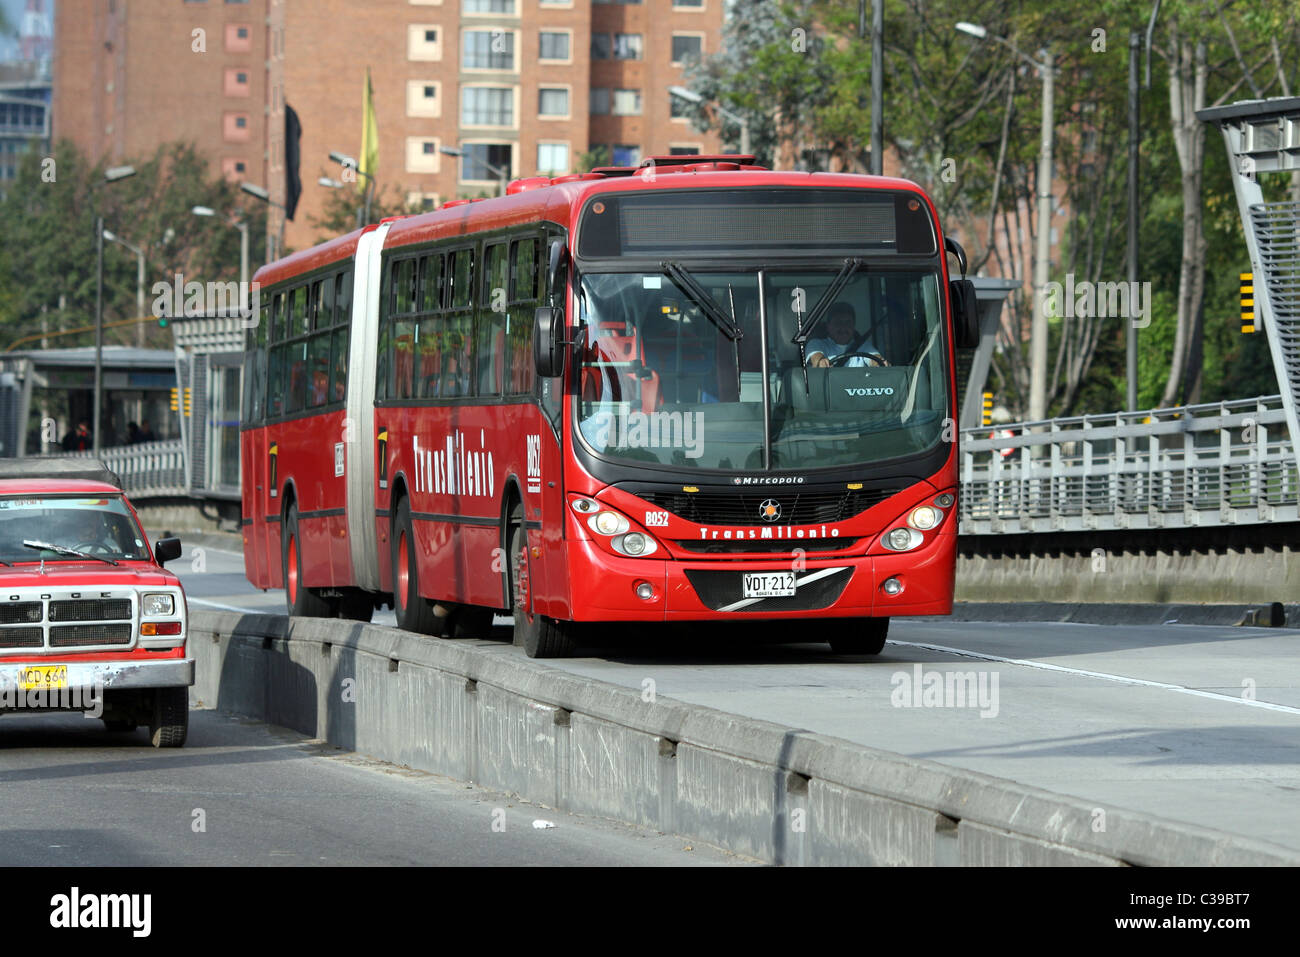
[0,561,180,589]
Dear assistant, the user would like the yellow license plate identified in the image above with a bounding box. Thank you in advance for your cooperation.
[19,665,68,691]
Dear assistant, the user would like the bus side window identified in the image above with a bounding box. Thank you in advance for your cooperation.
[286,340,309,413]
[416,317,442,397]
[508,238,538,395]
[451,248,474,310]
[269,291,283,342]
[330,327,348,403]
[420,254,442,313]
[393,320,416,400]
[308,333,331,407]
[335,269,353,323]
[395,258,416,315]
[268,343,285,418]
[317,276,335,329]
[477,244,509,397]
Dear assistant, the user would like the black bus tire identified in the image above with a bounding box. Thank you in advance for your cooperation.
[508,505,575,658]
[284,503,332,617]
[391,497,442,635]
[827,617,889,655]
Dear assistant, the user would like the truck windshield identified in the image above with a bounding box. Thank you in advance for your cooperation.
[0,495,150,563]
[576,266,948,471]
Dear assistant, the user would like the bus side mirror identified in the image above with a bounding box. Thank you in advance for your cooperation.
[155,537,182,565]
[534,306,565,377]
[951,279,980,349]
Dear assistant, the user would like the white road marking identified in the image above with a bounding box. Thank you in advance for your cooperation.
[889,638,1300,716]
[188,597,266,614]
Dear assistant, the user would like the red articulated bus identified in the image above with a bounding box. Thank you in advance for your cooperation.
[241,156,979,657]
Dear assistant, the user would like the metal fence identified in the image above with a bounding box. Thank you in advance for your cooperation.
[52,440,188,497]
[959,396,1299,534]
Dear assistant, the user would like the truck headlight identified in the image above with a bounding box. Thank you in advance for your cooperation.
[142,593,175,617]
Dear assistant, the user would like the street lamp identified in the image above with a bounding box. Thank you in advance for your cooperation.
[318,177,344,189]
[92,164,137,455]
[957,21,1055,424]
[669,86,751,157]
[191,206,250,311]
[440,145,509,197]
[101,229,146,347]
[329,150,375,226]
[240,181,287,262]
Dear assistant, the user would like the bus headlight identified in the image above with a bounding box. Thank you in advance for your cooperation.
[613,532,657,557]
[883,527,922,551]
[590,511,630,536]
[908,506,940,530]
[142,593,175,617]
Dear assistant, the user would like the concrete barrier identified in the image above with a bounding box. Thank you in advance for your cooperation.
[189,610,1300,866]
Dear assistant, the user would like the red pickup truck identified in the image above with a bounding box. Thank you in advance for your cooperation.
[0,459,193,746]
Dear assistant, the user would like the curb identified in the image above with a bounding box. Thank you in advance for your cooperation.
[945,601,1298,629]
[188,609,1300,866]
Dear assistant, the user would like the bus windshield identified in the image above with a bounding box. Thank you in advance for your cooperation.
[576,266,948,471]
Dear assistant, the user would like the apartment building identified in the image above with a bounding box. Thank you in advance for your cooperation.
[52,1,725,253]
[52,0,269,185]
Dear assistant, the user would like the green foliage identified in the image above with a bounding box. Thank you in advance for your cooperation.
[307,181,414,239]
[0,140,266,351]
[574,145,611,174]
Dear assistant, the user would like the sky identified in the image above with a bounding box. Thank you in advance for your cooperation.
[0,0,49,64]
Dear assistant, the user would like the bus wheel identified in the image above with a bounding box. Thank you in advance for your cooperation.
[827,617,889,656]
[338,590,374,622]
[392,497,441,635]
[508,506,575,658]
[445,604,493,639]
[284,504,331,617]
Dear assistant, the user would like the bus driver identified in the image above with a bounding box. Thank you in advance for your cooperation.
[805,303,888,368]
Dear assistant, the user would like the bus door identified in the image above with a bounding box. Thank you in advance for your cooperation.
[242,311,273,588]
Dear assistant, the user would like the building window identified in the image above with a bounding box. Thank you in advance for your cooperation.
[236,116,247,128]
[406,137,442,174]
[460,143,512,181]
[669,146,700,155]
[407,80,441,118]
[463,29,515,70]
[670,94,689,119]
[594,0,642,4]
[538,88,569,117]
[671,34,703,63]
[408,24,444,61]
[591,33,611,59]
[539,31,569,61]
[223,112,251,142]
[464,0,515,11]
[224,68,250,96]
[611,89,641,115]
[613,33,642,60]
[225,23,252,52]
[537,143,569,175]
[673,0,703,6]
[589,88,610,114]
[612,145,641,166]
[462,87,514,126]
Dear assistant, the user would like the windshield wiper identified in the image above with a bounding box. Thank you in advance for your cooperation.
[790,257,864,394]
[661,262,742,341]
[22,540,119,566]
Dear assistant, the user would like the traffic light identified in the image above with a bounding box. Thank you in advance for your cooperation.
[183,387,192,417]
[169,387,178,412]
[981,391,993,427]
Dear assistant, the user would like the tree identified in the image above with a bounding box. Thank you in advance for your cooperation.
[0,140,265,351]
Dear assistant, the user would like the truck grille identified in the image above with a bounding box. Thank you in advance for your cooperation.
[0,602,42,624]
[0,627,44,648]
[49,624,133,647]
[0,593,137,652]
[49,599,132,622]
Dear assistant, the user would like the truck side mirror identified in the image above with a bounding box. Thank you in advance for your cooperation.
[155,537,182,565]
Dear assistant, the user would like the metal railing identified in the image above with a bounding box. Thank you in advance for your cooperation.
[959,396,1299,534]
[53,439,188,498]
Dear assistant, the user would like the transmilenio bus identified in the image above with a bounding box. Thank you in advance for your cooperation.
[240,155,979,657]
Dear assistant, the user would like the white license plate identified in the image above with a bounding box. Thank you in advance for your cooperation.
[742,572,796,598]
